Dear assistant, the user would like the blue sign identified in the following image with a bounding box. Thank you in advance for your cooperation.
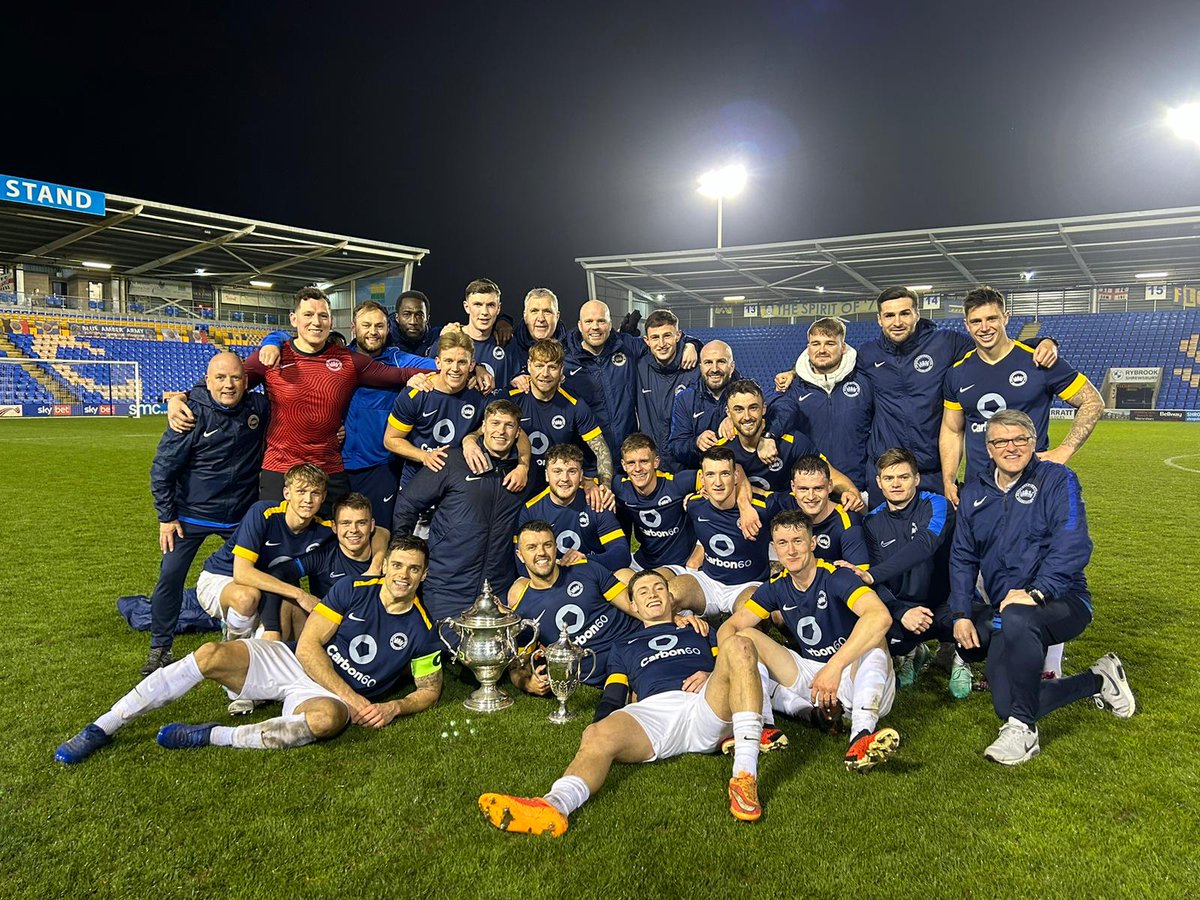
[1,175,106,216]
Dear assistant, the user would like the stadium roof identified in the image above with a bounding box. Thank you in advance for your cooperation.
[0,193,429,290]
[576,207,1200,305]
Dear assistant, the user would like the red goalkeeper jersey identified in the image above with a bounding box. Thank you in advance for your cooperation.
[245,341,431,474]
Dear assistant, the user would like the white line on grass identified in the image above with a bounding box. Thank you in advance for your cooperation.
[1164,454,1200,474]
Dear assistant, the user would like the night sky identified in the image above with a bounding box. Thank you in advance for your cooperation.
[7,0,1200,323]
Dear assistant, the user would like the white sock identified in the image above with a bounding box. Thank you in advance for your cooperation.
[210,714,315,750]
[730,711,763,779]
[1043,643,1064,677]
[225,609,256,640]
[95,655,204,735]
[850,647,889,737]
[757,663,775,727]
[543,775,590,817]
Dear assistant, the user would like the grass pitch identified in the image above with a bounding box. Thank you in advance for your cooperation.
[1,418,1197,899]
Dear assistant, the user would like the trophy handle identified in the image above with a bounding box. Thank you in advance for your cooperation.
[437,619,460,656]
[515,614,543,665]
[579,647,598,684]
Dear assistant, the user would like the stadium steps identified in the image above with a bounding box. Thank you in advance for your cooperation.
[1017,321,1042,343]
[0,332,74,401]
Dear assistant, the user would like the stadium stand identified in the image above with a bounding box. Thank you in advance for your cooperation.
[1,310,270,404]
[689,308,1200,410]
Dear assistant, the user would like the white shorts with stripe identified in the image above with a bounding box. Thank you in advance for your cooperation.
[686,569,761,616]
[628,559,687,576]
[618,681,732,762]
[771,647,895,720]
[231,639,343,717]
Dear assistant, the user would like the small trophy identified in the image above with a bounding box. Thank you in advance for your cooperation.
[543,625,598,724]
[438,581,540,713]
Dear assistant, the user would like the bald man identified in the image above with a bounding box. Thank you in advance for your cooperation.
[146,352,270,675]
[565,300,699,477]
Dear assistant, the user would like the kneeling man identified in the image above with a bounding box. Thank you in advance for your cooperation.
[480,569,767,835]
[55,536,442,762]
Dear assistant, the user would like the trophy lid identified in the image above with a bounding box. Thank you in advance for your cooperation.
[452,580,524,629]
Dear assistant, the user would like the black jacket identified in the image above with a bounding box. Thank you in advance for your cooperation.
[150,388,269,527]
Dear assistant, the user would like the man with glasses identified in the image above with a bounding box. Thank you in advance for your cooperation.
[948,410,1134,766]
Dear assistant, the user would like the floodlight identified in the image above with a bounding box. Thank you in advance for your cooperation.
[697,164,748,199]
[81,261,112,270]
[1166,103,1200,143]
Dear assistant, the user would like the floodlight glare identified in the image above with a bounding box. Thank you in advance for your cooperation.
[816,286,826,293]
[249,280,274,288]
[906,284,933,291]
[1021,271,1035,281]
[1166,103,1200,143]
[81,261,112,270]
[697,164,748,199]
[1134,271,1169,279]
[194,268,207,276]
[723,295,746,301]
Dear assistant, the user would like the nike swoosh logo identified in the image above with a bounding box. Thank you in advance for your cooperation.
[874,361,886,368]
[465,475,484,481]
[569,368,582,376]
[266,540,281,547]
[279,363,298,370]
[520,417,531,423]
[203,429,219,437]
[693,411,705,419]
[421,410,436,417]
[697,517,711,523]
[881,538,896,547]
[383,494,395,503]
[330,571,345,578]
[783,604,798,611]
[958,384,976,393]
[641,389,652,393]
[797,393,811,402]
[348,613,366,621]
[973,497,987,507]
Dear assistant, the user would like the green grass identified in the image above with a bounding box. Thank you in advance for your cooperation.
[1,418,1198,899]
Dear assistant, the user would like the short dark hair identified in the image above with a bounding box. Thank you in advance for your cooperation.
[545,443,584,468]
[516,519,555,542]
[701,447,736,469]
[644,309,679,331]
[791,455,831,481]
[333,492,373,519]
[396,290,429,314]
[875,286,918,311]
[483,398,522,423]
[808,317,846,340]
[964,286,1006,317]
[353,300,388,321]
[465,278,500,298]
[627,568,669,596]
[620,432,658,459]
[770,509,813,537]
[387,533,429,562]
[294,286,329,310]
[725,378,764,401]
[875,447,919,475]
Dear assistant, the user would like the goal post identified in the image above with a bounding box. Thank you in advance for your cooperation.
[0,357,142,418]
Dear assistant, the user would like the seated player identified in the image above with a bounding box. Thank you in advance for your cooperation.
[518,444,631,571]
[194,463,336,642]
[765,455,869,567]
[259,492,385,642]
[479,569,768,834]
[506,521,641,696]
[507,338,612,490]
[949,410,1134,765]
[850,448,963,695]
[668,448,771,618]
[720,510,900,772]
[55,537,442,763]
[383,329,486,488]
[612,433,698,573]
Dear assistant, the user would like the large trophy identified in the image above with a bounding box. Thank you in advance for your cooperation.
[543,625,598,725]
[438,580,540,713]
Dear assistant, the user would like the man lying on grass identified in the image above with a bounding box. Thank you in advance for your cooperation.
[479,568,770,835]
[55,536,441,762]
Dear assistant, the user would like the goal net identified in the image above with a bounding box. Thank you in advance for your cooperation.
[0,357,142,418]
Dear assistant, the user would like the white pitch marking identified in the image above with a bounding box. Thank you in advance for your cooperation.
[1164,454,1200,474]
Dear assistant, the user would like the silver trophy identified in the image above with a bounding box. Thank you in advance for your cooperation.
[543,625,598,724]
[438,580,540,713]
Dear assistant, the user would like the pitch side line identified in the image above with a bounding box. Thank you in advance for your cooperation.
[1164,454,1200,474]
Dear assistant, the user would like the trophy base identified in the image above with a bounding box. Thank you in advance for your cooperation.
[463,685,513,713]
[547,708,576,725]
